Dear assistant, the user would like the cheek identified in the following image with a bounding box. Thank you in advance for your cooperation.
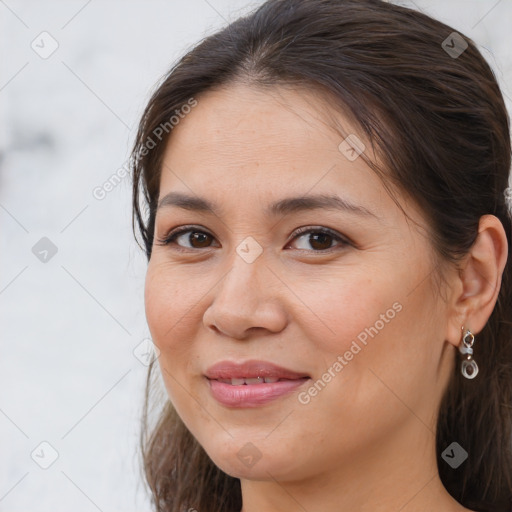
[297,269,402,358]
[144,260,202,362]
[306,269,439,416]
[289,285,426,455]
[296,262,436,408]
[144,263,205,415]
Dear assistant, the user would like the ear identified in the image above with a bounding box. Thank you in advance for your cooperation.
[445,214,508,347]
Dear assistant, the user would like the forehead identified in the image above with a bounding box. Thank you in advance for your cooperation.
[157,83,420,229]
[169,86,334,153]
[162,84,371,183]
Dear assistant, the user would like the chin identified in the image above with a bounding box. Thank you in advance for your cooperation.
[210,452,285,481]
[199,437,305,482]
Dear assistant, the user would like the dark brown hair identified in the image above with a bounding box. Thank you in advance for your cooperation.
[131,1,512,510]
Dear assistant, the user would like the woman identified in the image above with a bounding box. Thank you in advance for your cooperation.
[131,0,512,510]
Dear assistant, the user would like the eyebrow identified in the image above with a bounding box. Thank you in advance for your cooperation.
[157,191,378,219]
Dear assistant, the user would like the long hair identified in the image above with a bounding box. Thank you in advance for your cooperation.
[131,1,512,510]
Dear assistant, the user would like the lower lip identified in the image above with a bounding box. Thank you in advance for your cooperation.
[207,378,310,408]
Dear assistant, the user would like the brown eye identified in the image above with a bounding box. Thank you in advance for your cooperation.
[309,232,334,250]
[156,227,217,249]
[188,231,213,248]
[289,227,349,252]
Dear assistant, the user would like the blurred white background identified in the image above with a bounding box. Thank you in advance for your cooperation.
[0,1,510,511]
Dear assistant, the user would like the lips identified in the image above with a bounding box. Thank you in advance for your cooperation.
[204,360,310,381]
[204,360,310,407]
[217,377,280,385]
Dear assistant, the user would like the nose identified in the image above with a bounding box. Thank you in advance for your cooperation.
[202,250,288,340]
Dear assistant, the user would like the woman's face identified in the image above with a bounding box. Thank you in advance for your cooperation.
[145,84,457,482]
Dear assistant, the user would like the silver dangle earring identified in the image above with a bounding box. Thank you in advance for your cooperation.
[459,328,478,379]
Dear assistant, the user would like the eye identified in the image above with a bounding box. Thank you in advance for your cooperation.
[286,226,350,252]
[156,225,350,253]
[155,226,217,250]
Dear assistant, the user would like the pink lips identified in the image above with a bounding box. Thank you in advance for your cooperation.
[205,360,310,408]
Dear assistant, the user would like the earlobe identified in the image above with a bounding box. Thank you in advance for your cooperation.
[448,214,508,343]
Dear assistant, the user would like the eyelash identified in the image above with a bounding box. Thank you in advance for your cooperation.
[155,225,352,253]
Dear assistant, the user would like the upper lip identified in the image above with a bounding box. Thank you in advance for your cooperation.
[205,360,310,380]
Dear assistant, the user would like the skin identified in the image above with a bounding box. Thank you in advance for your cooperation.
[144,83,508,512]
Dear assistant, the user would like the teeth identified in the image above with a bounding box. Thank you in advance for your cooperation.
[216,377,282,385]
[245,377,264,384]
